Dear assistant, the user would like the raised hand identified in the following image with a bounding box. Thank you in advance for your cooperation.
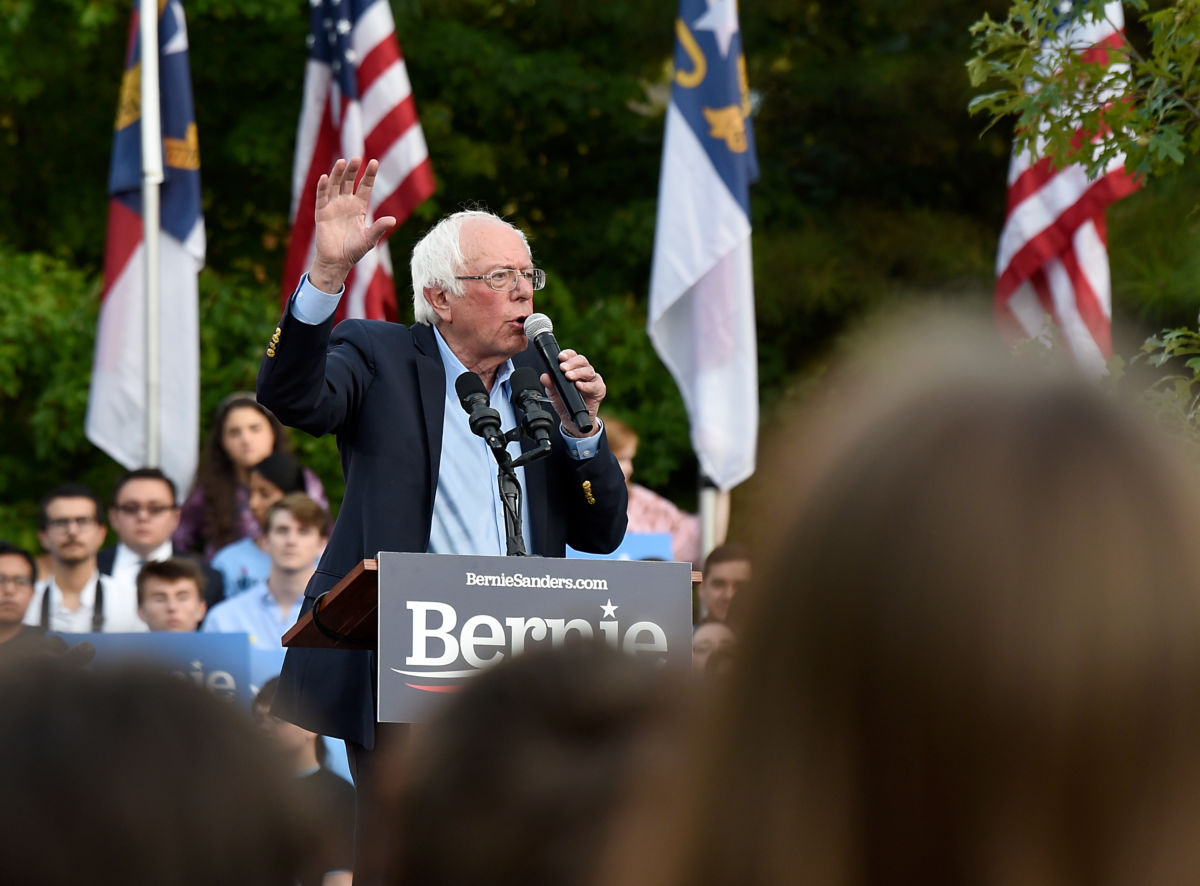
[307,157,398,293]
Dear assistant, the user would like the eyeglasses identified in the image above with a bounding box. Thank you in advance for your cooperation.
[114,502,176,518]
[0,575,33,589]
[45,515,98,532]
[454,268,546,292]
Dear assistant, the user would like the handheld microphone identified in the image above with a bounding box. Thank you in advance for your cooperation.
[510,366,555,447]
[523,313,594,434]
[455,371,505,451]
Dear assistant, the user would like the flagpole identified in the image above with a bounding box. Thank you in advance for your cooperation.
[698,474,730,561]
[140,0,164,468]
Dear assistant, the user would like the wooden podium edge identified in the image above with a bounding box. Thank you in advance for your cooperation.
[281,558,378,649]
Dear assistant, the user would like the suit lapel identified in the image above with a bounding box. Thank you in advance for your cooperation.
[413,324,447,516]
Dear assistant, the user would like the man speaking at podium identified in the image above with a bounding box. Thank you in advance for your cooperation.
[256,157,627,824]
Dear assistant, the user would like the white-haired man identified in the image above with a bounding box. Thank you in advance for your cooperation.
[256,157,628,874]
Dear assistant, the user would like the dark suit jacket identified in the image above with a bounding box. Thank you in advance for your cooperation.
[257,312,628,747]
[96,545,226,610]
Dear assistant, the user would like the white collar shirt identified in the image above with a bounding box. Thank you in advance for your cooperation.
[110,540,174,587]
[24,571,148,634]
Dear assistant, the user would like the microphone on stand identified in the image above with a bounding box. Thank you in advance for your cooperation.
[455,371,505,451]
[523,313,593,434]
[510,366,555,449]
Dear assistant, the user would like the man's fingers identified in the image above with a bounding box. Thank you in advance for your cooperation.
[314,172,331,208]
[366,216,398,248]
[357,158,381,198]
[340,157,362,196]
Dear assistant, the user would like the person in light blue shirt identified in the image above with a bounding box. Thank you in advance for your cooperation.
[211,452,309,599]
[204,494,329,649]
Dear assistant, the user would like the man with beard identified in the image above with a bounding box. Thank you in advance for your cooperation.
[24,484,145,633]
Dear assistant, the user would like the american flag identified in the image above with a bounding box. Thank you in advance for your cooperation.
[994,0,1139,374]
[282,0,435,322]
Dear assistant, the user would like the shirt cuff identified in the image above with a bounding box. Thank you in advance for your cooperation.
[290,273,344,325]
[561,418,604,461]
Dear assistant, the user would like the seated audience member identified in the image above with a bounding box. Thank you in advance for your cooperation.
[0,660,318,884]
[605,414,701,564]
[0,541,69,659]
[599,313,1200,886]
[695,542,751,624]
[211,452,308,599]
[383,643,685,886]
[25,484,145,633]
[691,617,735,674]
[254,678,354,886]
[136,558,208,632]
[99,467,225,608]
[203,493,329,649]
[175,393,327,560]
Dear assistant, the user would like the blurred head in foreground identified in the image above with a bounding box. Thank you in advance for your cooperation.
[389,643,685,886]
[600,312,1200,886]
[0,662,316,885]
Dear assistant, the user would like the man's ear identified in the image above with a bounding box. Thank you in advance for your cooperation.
[425,286,453,324]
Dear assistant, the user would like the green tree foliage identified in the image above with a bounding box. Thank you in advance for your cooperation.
[968,0,1200,180]
[0,0,1081,543]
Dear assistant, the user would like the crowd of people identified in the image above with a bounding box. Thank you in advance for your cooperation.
[19,156,1198,886]
[8,307,1200,884]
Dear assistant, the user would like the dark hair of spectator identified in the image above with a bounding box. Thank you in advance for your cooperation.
[192,394,290,551]
[388,643,686,886]
[36,484,104,531]
[265,493,331,538]
[254,676,326,766]
[111,467,178,506]
[135,557,206,607]
[252,452,306,495]
[0,661,319,884]
[0,540,37,582]
[701,541,750,575]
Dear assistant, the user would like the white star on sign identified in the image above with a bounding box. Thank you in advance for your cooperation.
[601,599,619,619]
[693,0,740,59]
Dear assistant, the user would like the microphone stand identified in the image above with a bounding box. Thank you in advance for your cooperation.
[460,368,555,558]
[486,423,553,558]
[490,447,527,557]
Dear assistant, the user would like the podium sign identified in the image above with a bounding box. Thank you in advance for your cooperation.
[376,552,693,723]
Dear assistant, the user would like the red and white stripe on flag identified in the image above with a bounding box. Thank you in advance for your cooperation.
[994,1,1139,374]
[282,0,435,323]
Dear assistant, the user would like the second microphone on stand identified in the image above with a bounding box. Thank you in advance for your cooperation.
[510,366,555,450]
[455,371,505,451]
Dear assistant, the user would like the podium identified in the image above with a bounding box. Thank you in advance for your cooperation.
[282,558,702,652]
[282,553,698,723]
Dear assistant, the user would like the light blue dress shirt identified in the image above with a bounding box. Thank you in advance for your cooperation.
[202,587,303,650]
[287,274,602,556]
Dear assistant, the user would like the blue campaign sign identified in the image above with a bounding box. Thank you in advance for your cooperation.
[249,647,287,698]
[567,532,673,562]
[56,632,253,705]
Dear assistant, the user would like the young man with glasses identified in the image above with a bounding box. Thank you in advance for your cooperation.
[0,541,41,648]
[25,484,146,633]
[257,157,628,876]
[99,468,225,611]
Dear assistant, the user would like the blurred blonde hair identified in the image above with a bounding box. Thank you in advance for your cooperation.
[600,309,1200,886]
